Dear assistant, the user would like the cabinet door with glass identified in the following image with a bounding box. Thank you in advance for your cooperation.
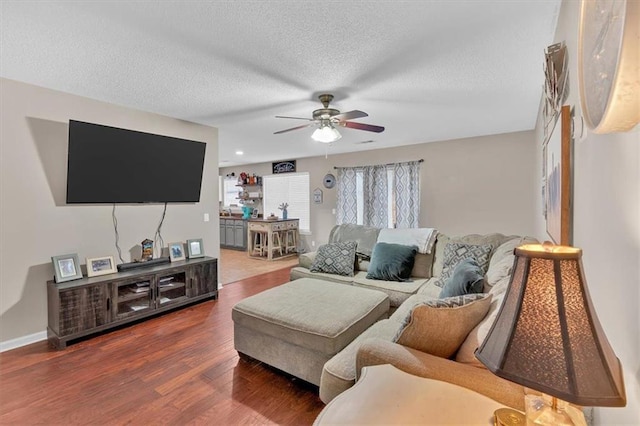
[156,269,188,308]
[112,275,155,320]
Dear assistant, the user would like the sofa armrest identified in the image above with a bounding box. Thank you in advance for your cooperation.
[298,251,317,269]
[356,338,525,411]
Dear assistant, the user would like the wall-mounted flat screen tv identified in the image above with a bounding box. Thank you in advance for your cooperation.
[67,120,207,203]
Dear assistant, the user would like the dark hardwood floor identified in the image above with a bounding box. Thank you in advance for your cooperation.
[0,267,325,425]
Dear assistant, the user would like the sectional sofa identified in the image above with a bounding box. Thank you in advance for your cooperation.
[290,224,537,407]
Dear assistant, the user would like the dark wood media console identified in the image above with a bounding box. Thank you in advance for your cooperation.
[47,257,218,349]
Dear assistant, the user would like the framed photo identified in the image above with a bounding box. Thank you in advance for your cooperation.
[168,242,186,262]
[186,238,204,258]
[86,256,117,278]
[544,105,572,245]
[51,253,83,283]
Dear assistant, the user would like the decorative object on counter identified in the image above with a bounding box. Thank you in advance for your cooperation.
[141,239,154,261]
[186,238,204,258]
[267,213,278,220]
[313,188,323,204]
[272,160,296,174]
[476,243,626,426]
[86,256,117,277]
[279,202,289,219]
[51,253,83,283]
[168,242,186,262]
[242,205,253,219]
[252,208,259,219]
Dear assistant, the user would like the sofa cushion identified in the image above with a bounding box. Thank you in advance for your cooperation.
[353,273,428,308]
[435,242,492,287]
[298,251,316,270]
[439,258,485,298]
[432,233,516,278]
[485,236,537,290]
[393,294,492,359]
[310,241,357,276]
[456,274,511,367]
[328,224,381,258]
[320,319,403,403]
[366,242,418,282]
[290,266,355,284]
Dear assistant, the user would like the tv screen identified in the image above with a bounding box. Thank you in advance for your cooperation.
[67,120,207,203]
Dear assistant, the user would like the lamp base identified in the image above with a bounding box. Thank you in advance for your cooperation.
[494,408,526,425]
[525,394,586,426]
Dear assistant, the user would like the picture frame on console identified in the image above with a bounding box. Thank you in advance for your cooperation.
[52,253,83,283]
[86,256,117,277]
[187,239,204,259]
[168,242,186,262]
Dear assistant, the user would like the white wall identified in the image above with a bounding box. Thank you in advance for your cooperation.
[0,78,219,346]
[221,129,538,251]
[533,2,639,423]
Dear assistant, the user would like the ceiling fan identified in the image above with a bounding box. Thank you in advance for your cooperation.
[274,94,385,143]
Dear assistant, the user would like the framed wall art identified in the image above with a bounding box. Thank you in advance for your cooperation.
[544,105,572,245]
[51,253,83,283]
[186,238,204,258]
[168,242,186,262]
[86,256,117,277]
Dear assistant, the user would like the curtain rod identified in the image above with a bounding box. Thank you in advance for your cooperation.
[333,159,423,169]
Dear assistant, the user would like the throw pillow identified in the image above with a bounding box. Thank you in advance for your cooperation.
[366,242,418,282]
[309,241,357,276]
[439,258,485,298]
[393,293,492,359]
[435,242,492,287]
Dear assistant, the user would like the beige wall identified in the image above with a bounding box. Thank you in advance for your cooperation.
[0,78,220,346]
[221,130,538,251]
[533,2,639,423]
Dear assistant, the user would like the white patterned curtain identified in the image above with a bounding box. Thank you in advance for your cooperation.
[336,167,357,224]
[336,160,421,228]
[393,161,421,228]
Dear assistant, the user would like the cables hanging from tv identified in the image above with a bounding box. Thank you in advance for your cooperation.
[154,203,167,258]
[112,203,125,264]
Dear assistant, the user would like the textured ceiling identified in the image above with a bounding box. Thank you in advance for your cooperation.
[1,1,560,167]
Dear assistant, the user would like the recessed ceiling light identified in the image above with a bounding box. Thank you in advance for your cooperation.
[235,151,244,155]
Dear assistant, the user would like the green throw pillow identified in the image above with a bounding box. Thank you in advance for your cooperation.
[439,258,485,298]
[366,242,418,282]
[310,241,357,276]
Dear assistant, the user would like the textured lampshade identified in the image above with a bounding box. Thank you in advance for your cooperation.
[476,244,626,407]
[311,123,341,143]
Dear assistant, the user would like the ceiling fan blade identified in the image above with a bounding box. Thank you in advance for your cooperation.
[274,123,314,134]
[333,110,368,121]
[341,121,385,133]
[275,115,313,121]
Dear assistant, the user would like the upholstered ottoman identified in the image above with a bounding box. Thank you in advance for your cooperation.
[232,278,390,386]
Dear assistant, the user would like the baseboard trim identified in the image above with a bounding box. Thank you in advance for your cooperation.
[0,331,47,353]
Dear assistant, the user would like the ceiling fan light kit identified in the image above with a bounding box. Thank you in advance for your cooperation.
[275,94,385,142]
[312,123,342,143]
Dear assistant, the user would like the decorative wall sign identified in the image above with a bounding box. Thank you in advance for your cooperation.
[272,160,296,174]
[544,105,572,245]
[313,188,323,204]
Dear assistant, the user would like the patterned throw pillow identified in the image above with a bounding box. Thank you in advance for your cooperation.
[434,242,492,287]
[310,241,357,276]
[393,293,492,358]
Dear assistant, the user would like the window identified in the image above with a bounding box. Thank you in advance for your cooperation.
[263,172,310,233]
[337,161,420,228]
[220,177,238,207]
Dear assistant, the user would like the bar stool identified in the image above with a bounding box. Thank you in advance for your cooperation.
[269,230,283,257]
[283,229,297,253]
[252,230,268,256]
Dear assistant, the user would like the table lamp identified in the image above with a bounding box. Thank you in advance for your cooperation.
[475,243,626,425]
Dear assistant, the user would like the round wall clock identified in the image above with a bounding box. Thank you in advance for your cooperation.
[323,173,336,189]
[578,0,639,133]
